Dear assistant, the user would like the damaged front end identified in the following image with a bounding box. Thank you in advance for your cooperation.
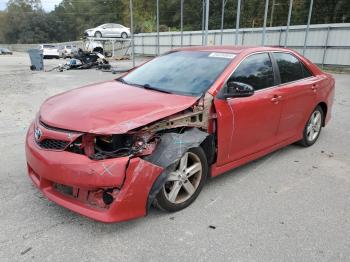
[26,93,215,222]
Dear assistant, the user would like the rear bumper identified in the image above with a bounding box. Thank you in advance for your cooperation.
[25,122,163,223]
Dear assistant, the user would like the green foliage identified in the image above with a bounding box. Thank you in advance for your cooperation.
[0,0,349,44]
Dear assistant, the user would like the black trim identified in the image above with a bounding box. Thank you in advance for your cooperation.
[269,52,281,85]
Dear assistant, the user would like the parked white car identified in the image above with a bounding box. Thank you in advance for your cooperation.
[58,45,78,58]
[39,44,59,59]
[84,23,130,39]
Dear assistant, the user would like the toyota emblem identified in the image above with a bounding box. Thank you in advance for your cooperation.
[34,128,42,141]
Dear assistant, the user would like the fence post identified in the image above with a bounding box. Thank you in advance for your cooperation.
[156,0,159,55]
[202,0,205,45]
[220,0,226,45]
[303,0,314,56]
[284,0,293,47]
[235,0,241,45]
[142,35,144,55]
[262,0,269,46]
[322,26,330,68]
[278,28,282,47]
[129,0,135,67]
[171,34,173,49]
[204,0,209,45]
[180,0,184,47]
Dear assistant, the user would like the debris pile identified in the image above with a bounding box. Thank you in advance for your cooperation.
[56,49,111,71]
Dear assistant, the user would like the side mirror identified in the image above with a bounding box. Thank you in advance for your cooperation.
[222,81,254,99]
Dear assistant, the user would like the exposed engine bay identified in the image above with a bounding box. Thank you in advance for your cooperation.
[64,93,215,161]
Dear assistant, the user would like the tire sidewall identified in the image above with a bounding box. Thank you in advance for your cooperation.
[155,147,208,212]
[121,32,127,39]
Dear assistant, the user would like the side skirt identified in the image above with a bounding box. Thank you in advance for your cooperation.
[210,136,301,177]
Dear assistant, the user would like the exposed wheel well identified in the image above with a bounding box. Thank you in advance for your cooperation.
[93,47,103,54]
[318,102,327,126]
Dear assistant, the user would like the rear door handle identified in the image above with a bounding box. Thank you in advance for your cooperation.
[311,84,318,92]
[271,95,282,104]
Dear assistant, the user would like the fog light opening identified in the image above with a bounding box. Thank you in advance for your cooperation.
[102,190,114,205]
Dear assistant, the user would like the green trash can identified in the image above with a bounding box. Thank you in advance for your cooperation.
[28,49,44,71]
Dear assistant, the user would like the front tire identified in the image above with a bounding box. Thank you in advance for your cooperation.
[155,147,208,212]
[95,31,102,38]
[298,106,324,147]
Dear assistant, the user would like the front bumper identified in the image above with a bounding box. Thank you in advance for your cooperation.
[25,122,163,223]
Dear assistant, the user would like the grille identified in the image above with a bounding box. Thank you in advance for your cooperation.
[38,139,69,150]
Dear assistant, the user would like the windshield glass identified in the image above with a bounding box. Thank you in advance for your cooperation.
[122,51,235,96]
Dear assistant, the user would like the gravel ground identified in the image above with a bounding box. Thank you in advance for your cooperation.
[0,52,349,262]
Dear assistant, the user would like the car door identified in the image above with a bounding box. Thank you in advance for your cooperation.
[101,24,113,36]
[271,52,318,141]
[215,52,283,166]
[111,24,122,37]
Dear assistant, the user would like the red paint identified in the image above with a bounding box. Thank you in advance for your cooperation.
[40,81,198,134]
[25,46,334,222]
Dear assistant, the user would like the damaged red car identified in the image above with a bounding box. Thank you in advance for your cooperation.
[26,46,335,223]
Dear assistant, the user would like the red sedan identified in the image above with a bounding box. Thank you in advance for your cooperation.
[25,46,335,222]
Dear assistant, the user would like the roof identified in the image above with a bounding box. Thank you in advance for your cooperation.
[174,45,291,54]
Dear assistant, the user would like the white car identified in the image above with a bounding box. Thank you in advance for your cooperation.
[84,23,130,39]
[58,45,78,58]
[39,44,59,59]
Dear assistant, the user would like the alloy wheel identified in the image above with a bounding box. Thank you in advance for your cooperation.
[306,110,322,142]
[163,152,202,204]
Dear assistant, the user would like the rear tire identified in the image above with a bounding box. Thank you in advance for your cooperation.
[298,106,324,147]
[121,32,128,39]
[155,147,208,212]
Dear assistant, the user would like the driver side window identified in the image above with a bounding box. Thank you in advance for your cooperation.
[228,53,274,91]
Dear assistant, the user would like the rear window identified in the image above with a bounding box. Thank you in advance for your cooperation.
[273,52,312,84]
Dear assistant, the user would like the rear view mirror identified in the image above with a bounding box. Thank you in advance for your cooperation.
[222,81,254,99]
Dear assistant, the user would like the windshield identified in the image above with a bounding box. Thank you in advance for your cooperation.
[121,51,235,96]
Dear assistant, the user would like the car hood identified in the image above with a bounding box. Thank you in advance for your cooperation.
[39,81,199,134]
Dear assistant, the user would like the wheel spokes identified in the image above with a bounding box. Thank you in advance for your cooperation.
[168,181,182,202]
[185,163,201,178]
[308,128,315,140]
[313,113,321,125]
[182,180,195,195]
[167,171,180,181]
[179,152,188,172]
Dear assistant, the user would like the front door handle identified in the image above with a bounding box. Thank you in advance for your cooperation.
[271,95,282,104]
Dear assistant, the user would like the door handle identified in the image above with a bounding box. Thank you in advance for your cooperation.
[271,95,282,104]
[311,84,318,92]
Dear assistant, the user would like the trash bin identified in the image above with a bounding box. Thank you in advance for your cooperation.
[28,49,44,71]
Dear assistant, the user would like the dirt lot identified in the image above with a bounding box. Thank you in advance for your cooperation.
[0,52,349,262]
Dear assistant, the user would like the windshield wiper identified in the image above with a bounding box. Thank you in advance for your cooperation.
[142,84,172,94]
[116,79,171,94]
